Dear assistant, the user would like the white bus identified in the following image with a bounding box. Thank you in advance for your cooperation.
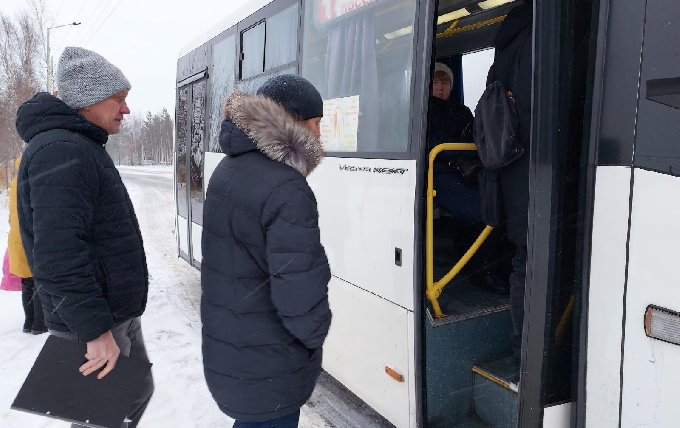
[174,0,680,426]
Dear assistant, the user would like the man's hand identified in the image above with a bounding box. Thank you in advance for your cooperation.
[80,330,120,379]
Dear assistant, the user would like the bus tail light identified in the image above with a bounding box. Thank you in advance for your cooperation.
[645,305,680,346]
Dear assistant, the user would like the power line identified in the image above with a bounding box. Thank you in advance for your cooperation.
[58,0,87,49]
[79,0,114,44]
[83,0,123,47]
[73,0,109,45]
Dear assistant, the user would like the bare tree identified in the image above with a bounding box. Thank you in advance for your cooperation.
[0,8,46,189]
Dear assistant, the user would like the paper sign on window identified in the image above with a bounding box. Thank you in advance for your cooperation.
[320,96,360,152]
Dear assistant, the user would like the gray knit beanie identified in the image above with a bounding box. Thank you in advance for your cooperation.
[56,46,131,110]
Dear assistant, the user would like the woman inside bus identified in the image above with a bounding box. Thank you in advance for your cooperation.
[428,62,509,295]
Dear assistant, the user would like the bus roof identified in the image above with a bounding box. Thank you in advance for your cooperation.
[178,0,274,59]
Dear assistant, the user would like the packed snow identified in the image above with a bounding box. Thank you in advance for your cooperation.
[0,165,333,428]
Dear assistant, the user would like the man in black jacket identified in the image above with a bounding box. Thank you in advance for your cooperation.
[15,47,152,427]
[201,75,331,427]
[487,3,533,364]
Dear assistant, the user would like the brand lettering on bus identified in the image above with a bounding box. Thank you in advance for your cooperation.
[317,0,378,24]
[372,167,407,175]
[338,165,408,175]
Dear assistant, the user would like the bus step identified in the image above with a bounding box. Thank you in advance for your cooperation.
[472,356,519,428]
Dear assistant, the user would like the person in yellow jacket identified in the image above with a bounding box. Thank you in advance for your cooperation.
[9,156,46,334]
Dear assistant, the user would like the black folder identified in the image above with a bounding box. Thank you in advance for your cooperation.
[11,335,152,428]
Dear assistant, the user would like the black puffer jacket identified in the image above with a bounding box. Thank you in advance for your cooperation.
[201,92,332,422]
[15,92,148,342]
[488,4,533,244]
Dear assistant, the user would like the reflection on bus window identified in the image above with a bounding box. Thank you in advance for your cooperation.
[190,80,206,225]
[241,21,265,79]
[265,4,299,71]
[302,0,417,153]
[462,48,495,112]
[176,86,189,218]
[236,66,296,94]
[210,34,235,153]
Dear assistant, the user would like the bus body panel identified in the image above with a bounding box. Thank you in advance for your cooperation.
[323,275,415,428]
[620,169,680,427]
[584,166,631,427]
[177,215,189,256]
[191,223,203,263]
[308,158,417,310]
[205,152,225,196]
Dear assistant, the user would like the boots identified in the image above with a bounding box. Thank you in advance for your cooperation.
[21,278,34,334]
[21,278,46,334]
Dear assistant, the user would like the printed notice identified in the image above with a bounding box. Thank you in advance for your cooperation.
[320,95,360,152]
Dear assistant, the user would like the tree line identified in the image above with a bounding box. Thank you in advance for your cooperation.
[107,110,174,166]
[0,0,174,186]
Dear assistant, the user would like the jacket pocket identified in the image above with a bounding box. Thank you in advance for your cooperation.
[95,258,109,298]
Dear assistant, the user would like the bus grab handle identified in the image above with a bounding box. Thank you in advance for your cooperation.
[426,143,493,318]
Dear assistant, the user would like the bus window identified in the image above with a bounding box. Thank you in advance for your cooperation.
[462,48,495,112]
[265,4,299,71]
[236,66,296,94]
[301,0,418,154]
[240,21,265,79]
[209,34,235,153]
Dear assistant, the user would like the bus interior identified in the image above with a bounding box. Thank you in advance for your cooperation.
[422,0,580,427]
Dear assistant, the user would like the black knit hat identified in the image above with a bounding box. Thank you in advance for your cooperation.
[257,74,323,120]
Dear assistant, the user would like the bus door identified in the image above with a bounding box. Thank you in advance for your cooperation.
[422,0,596,426]
[175,71,207,267]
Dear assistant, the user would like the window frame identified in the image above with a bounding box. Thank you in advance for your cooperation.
[236,0,301,88]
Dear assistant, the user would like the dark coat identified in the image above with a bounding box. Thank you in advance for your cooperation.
[427,96,474,147]
[427,96,477,167]
[201,92,332,422]
[488,4,533,244]
[14,92,148,342]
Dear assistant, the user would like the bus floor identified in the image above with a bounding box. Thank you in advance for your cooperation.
[425,217,518,428]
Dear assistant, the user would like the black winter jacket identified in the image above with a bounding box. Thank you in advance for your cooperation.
[201,92,332,422]
[488,4,533,244]
[15,92,148,342]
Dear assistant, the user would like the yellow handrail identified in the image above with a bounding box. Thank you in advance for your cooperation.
[436,15,506,39]
[426,143,493,318]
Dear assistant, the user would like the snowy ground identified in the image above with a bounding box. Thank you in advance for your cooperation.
[0,165,340,428]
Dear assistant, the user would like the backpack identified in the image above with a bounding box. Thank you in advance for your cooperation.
[473,29,529,170]
[473,81,522,169]
[475,28,530,226]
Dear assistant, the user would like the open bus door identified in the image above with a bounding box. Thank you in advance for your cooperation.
[419,0,595,426]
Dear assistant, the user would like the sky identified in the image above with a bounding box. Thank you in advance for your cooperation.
[0,0,253,116]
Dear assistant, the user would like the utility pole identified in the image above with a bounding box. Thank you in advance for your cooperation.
[46,22,81,93]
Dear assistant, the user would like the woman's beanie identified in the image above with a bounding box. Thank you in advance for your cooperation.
[434,62,454,83]
[56,46,131,110]
[257,74,323,120]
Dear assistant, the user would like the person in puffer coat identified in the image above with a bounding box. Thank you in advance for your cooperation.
[8,156,46,335]
[15,46,152,427]
[201,74,332,427]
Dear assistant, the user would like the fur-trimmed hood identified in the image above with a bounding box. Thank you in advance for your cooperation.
[220,91,325,177]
